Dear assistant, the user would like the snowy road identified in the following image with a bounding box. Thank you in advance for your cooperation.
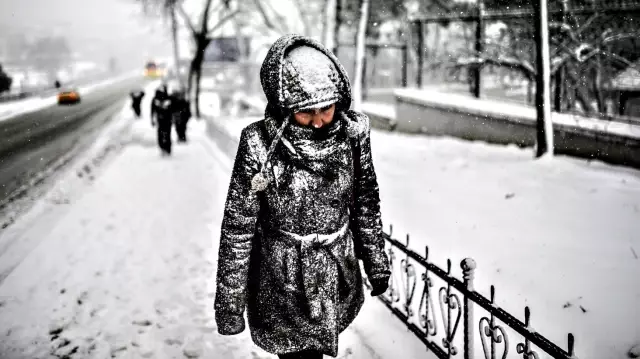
[0,76,145,209]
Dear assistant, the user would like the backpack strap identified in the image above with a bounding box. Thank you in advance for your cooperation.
[349,136,361,207]
[349,135,364,259]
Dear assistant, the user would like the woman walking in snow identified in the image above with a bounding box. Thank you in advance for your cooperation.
[214,34,391,359]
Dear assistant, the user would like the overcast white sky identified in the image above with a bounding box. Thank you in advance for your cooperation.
[0,0,173,69]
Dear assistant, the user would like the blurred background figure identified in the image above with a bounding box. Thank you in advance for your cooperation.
[170,88,191,143]
[129,89,145,118]
[154,91,173,156]
[150,83,168,127]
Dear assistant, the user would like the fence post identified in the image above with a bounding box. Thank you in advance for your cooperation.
[473,1,485,98]
[416,20,424,88]
[402,43,408,88]
[533,0,554,157]
[461,258,477,359]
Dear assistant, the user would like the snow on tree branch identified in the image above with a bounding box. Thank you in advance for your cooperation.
[453,55,536,80]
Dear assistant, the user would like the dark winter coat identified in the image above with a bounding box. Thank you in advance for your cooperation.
[214,35,390,357]
[169,96,191,125]
[150,87,168,119]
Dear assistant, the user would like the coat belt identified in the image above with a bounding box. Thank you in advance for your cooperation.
[274,221,349,321]
[276,221,349,249]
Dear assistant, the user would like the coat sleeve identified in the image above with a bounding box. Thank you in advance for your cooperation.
[214,128,261,318]
[352,126,391,280]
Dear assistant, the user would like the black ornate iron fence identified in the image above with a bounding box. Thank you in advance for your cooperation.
[363,225,577,359]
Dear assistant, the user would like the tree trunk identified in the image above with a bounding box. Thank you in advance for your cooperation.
[533,0,554,158]
[352,0,369,111]
[195,65,203,118]
[324,0,337,52]
[191,37,210,118]
[170,7,183,87]
[333,0,342,56]
[187,60,195,99]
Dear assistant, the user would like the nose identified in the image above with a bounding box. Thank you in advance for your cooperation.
[310,109,326,128]
[311,116,324,128]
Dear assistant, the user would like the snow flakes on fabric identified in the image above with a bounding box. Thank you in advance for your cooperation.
[214,35,390,358]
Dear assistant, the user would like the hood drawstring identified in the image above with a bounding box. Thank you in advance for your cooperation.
[251,116,291,193]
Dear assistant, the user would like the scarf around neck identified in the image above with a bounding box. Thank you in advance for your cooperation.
[264,111,349,181]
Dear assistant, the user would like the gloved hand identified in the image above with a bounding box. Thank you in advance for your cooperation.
[369,274,390,297]
[215,311,246,336]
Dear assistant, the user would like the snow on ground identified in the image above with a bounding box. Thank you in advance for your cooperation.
[0,95,434,358]
[0,70,141,122]
[206,110,640,359]
[371,132,640,359]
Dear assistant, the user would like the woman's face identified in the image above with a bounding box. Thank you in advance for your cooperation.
[293,104,336,129]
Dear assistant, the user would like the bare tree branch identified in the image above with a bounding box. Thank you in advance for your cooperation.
[454,55,536,80]
[207,9,241,36]
[291,0,309,36]
[251,0,286,33]
[207,1,226,22]
[177,5,197,35]
[264,0,290,31]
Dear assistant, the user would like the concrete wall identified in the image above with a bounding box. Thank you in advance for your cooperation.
[365,89,640,169]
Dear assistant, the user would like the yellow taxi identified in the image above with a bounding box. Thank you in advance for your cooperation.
[144,61,165,78]
[57,88,81,105]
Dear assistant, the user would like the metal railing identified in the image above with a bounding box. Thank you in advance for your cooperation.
[364,226,577,359]
[408,0,640,120]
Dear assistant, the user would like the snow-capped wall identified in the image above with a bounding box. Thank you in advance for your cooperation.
[378,89,640,169]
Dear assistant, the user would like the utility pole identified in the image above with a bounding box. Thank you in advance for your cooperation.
[533,0,554,157]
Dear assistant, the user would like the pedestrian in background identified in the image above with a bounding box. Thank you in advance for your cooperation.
[150,84,168,127]
[130,90,145,118]
[153,87,173,156]
[214,34,391,359]
[170,89,191,143]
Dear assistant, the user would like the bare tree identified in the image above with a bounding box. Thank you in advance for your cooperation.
[324,0,338,52]
[352,0,370,111]
[177,0,239,117]
[137,0,238,117]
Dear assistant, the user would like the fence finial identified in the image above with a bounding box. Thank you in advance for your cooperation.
[461,258,477,283]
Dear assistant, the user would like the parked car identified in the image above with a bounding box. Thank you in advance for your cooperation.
[57,88,81,105]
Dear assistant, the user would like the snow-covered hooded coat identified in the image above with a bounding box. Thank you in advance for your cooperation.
[214,34,390,357]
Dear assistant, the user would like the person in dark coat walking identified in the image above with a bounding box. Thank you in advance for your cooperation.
[150,84,168,127]
[214,34,391,359]
[154,92,173,156]
[170,89,191,142]
[129,90,145,118]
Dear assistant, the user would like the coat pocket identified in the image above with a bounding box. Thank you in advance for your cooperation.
[337,231,363,297]
[264,241,301,293]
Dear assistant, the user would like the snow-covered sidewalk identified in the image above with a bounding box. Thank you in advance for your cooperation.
[0,119,236,358]
[0,102,432,358]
